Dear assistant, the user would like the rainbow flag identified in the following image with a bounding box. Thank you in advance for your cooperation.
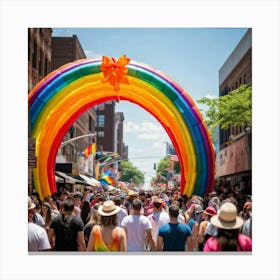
[99,174,116,186]
[82,143,96,158]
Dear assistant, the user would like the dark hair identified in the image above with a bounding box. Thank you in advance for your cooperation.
[132,199,142,211]
[169,205,179,218]
[153,202,162,209]
[62,199,74,212]
[217,229,240,251]
[100,214,118,226]
[81,200,91,225]
[113,196,122,206]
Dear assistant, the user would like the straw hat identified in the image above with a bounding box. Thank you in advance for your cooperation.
[98,200,120,216]
[210,202,243,230]
[28,196,36,210]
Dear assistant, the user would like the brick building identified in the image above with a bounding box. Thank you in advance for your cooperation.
[51,35,96,176]
[95,101,116,154]
[216,28,252,193]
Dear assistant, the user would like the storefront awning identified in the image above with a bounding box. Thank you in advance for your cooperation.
[79,173,101,187]
[55,175,64,183]
[55,171,84,184]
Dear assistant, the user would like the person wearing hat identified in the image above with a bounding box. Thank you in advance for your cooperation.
[197,206,218,251]
[147,196,170,244]
[87,200,127,251]
[187,204,204,251]
[203,202,252,251]
[28,196,51,251]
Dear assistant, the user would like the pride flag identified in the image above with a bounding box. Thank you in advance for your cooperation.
[82,143,96,158]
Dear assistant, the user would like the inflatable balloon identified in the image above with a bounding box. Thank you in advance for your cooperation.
[28,56,215,200]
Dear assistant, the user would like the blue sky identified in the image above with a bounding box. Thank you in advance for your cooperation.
[52,28,248,187]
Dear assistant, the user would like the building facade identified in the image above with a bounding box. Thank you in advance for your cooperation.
[216,28,252,193]
[51,35,96,176]
[95,101,116,154]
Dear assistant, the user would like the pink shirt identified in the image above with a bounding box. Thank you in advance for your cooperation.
[203,233,252,251]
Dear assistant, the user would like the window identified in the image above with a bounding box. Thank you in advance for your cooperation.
[98,131,104,138]
[97,103,105,110]
[97,114,105,127]
[32,41,37,69]
[44,57,48,76]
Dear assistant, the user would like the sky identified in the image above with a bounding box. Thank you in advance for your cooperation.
[52,28,248,188]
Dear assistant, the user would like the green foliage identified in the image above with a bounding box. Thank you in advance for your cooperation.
[156,157,170,177]
[156,156,181,175]
[197,84,252,130]
[120,161,145,185]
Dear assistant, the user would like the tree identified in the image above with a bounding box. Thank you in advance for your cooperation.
[120,161,145,185]
[156,156,181,176]
[197,84,252,130]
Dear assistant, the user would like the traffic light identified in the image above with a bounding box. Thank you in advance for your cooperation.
[153,163,156,170]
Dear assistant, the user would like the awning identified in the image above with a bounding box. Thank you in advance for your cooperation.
[55,171,85,184]
[55,175,64,183]
[79,173,101,187]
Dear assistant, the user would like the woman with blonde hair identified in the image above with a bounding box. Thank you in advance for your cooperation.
[87,200,127,251]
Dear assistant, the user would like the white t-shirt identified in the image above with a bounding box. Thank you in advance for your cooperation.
[28,222,51,251]
[148,211,170,243]
[33,212,45,227]
[121,214,152,252]
[117,207,128,226]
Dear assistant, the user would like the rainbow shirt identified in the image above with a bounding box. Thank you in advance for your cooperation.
[92,226,121,251]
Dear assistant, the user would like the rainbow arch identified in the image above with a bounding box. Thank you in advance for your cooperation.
[28,58,215,200]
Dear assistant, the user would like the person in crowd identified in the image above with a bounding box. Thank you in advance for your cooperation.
[121,198,155,252]
[80,200,91,225]
[124,190,138,214]
[157,205,192,251]
[242,202,252,239]
[187,203,203,251]
[28,196,51,251]
[170,200,187,223]
[197,206,218,251]
[83,204,100,246]
[48,198,86,251]
[113,195,128,226]
[138,189,146,202]
[203,202,252,251]
[148,196,170,244]
[72,191,83,218]
[87,200,127,251]
[29,195,46,228]
[41,202,53,231]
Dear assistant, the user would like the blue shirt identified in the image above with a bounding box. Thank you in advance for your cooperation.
[158,222,192,251]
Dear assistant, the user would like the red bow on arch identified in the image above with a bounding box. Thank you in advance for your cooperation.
[100,55,131,91]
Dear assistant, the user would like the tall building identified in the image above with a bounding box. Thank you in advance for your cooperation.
[215,28,252,193]
[95,101,116,153]
[28,28,53,193]
[115,112,125,156]
[28,28,52,92]
[51,35,96,176]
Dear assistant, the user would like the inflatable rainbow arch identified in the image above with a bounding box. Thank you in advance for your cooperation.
[28,57,215,200]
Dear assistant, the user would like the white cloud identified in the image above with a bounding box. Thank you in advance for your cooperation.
[124,120,169,142]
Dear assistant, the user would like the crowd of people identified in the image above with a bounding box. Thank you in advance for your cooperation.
[28,185,252,252]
